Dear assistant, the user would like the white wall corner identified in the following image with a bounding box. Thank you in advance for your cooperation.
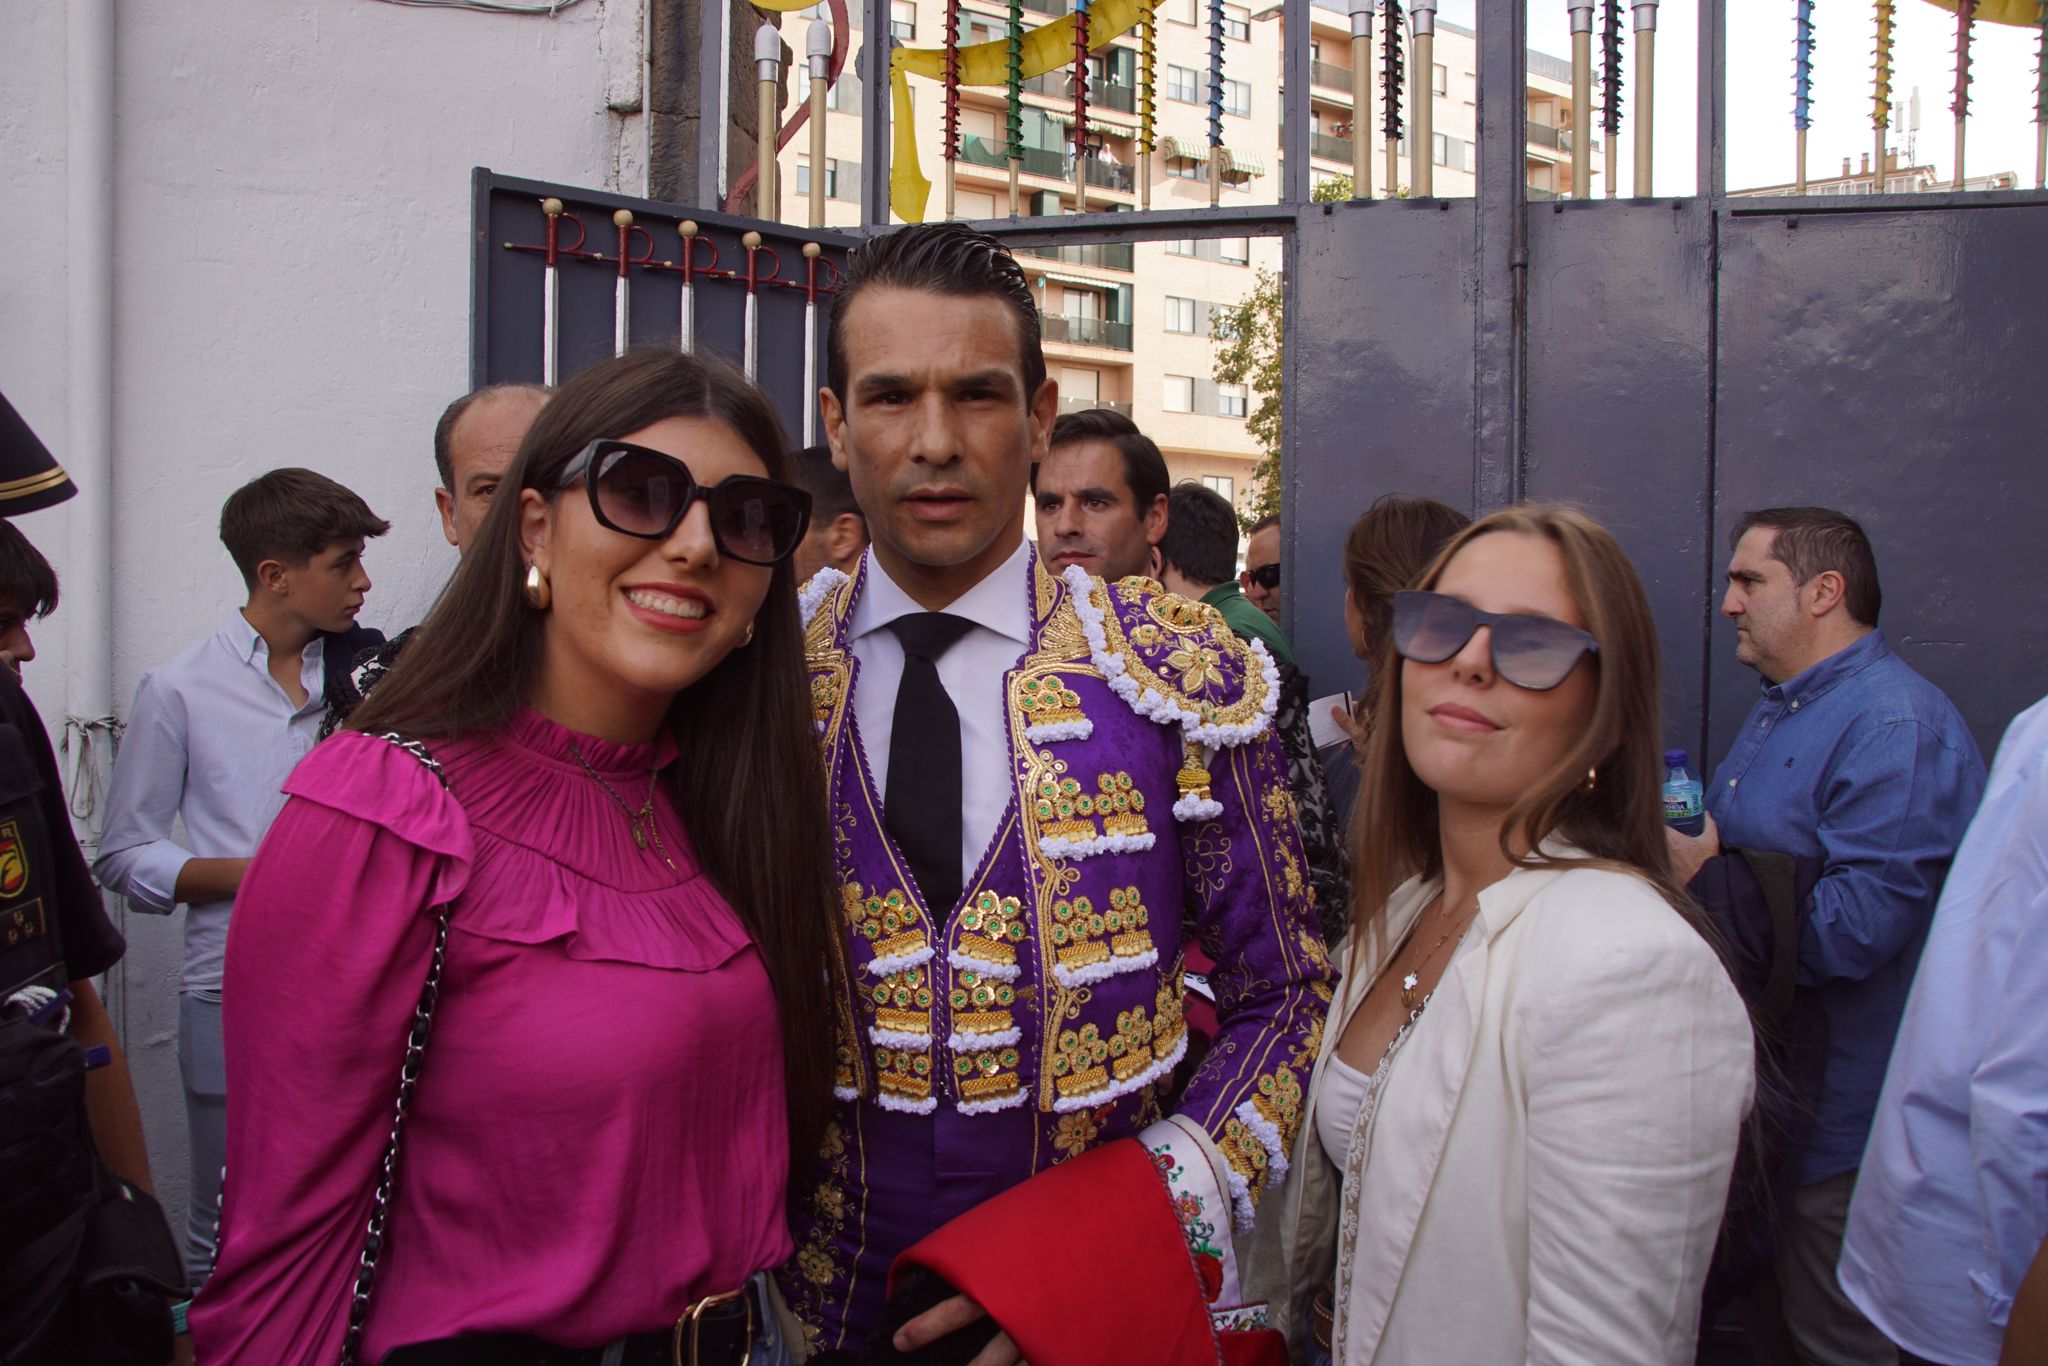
[600,0,646,113]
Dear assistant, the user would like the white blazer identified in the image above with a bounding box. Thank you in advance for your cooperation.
[1245,852,1754,1365]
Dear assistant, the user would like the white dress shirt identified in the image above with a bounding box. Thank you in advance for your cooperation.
[848,538,1033,896]
[95,613,329,995]
[1840,694,2048,1366]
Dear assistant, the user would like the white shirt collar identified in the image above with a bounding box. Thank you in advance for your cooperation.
[849,537,1033,648]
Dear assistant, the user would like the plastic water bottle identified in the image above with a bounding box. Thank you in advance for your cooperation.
[1662,749,1705,836]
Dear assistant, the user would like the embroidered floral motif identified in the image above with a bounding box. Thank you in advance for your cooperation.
[949,892,1027,981]
[844,883,932,976]
[1151,1143,1228,1305]
[1052,1105,1108,1160]
[1018,673,1093,743]
[810,672,844,734]
[1048,885,1159,986]
[788,1117,852,1309]
[1165,643,1225,694]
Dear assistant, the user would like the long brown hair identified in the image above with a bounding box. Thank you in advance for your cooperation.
[352,348,839,1159]
[1349,503,1709,948]
[1342,494,1470,723]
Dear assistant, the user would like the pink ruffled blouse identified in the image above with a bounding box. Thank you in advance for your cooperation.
[190,710,791,1365]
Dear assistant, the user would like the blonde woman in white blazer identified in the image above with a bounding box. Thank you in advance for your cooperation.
[1246,505,1754,1365]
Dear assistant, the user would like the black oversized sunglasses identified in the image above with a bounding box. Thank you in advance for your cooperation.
[1392,590,1599,691]
[555,439,812,566]
[1245,563,1282,590]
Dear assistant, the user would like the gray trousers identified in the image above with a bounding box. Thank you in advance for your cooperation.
[1745,1169,1900,1366]
[178,991,227,1288]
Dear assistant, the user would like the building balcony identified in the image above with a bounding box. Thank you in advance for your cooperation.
[957,136,1135,194]
[1022,71,1139,114]
[1016,241,1136,272]
[1042,314,1134,350]
[1527,120,1573,153]
[1527,185,1560,200]
[1059,397,1135,417]
[1310,131,1354,163]
[1310,59,1354,92]
[1022,0,1069,14]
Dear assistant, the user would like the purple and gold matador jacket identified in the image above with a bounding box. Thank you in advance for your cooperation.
[781,550,1334,1354]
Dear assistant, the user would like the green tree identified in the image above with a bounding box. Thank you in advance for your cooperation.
[1209,268,1285,531]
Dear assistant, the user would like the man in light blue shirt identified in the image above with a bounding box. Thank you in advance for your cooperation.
[1839,693,2048,1365]
[1671,506,1984,1366]
[96,467,387,1282]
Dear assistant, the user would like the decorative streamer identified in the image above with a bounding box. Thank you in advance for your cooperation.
[1137,0,1157,207]
[1601,0,1625,136]
[1872,0,1896,130]
[1381,0,1405,141]
[944,0,963,164]
[1006,0,1025,164]
[1952,0,1977,120]
[1207,0,1226,202]
[2038,0,2047,122]
[1794,0,1816,131]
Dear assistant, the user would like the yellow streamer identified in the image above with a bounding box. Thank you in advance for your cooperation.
[1918,0,2036,25]
[889,0,1147,221]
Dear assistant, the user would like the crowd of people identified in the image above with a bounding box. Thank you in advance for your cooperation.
[2,221,2042,1366]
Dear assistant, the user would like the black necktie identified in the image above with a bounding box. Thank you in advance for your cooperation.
[885,612,976,914]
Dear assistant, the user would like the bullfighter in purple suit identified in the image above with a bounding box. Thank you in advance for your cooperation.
[779,222,1331,1360]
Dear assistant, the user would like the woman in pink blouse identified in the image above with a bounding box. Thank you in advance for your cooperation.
[190,350,839,1366]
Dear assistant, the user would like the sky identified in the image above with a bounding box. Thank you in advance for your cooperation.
[1432,0,2044,194]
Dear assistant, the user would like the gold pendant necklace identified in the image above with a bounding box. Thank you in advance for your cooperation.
[567,740,677,872]
[1398,895,1478,1013]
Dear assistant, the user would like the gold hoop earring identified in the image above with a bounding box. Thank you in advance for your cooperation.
[524,563,551,611]
[1578,766,1598,795]
[741,621,756,647]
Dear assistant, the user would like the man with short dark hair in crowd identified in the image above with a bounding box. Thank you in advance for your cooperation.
[1240,513,1282,624]
[1031,407,1168,582]
[1670,505,1985,1366]
[322,383,548,734]
[99,467,389,1284]
[791,443,869,582]
[1158,482,1346,940]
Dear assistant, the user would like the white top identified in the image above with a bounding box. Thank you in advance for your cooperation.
[847,538,1033,893]
[1315,1051,1373,1169]
[95,613,328,995]
[1840,693,2048,1366]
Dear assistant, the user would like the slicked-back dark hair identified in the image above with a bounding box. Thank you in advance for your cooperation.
[1246,513,1281,539]
[827,223,1045,404]
[434,384,551,490]
[218,468,390,586]
[793,444,863,523]
[352,348,841,1161]
[1036,408,1170,511]
[0,520,59,618]
[1733,505,1882,626]
[1159,481,1240,588]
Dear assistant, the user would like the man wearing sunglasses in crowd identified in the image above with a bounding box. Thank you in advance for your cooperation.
[1240,515,1284,625]
[1666,506,1985,1366]
[784,222,1329,1366]
[321,383,548,737]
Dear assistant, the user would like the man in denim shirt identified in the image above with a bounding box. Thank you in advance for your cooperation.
[1671,506,1985,1366]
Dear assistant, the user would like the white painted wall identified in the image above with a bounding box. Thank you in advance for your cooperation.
[4,0,644,1244]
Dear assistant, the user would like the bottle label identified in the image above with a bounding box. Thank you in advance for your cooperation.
[1662,781,1704,822]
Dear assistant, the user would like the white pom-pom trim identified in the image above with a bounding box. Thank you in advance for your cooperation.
[864,945,935,978]
[1025,719,1094,744]
[798,567,849,629]
[1038,830,1157,862]
[1225,1165,1257,1232]
[957,1089,1030,1115]
[945,1026,1024,1050]
[1173,794,1225,822]
[1049,1029,1188,1114]
[867,1024,933,1049]
[1062,563,1280,749]
[946,947,1022,982]
[832,1084,860,1102]
[1233,1097,1291,1187]
[874,1092,939,1115]
[1050,946,1159,989]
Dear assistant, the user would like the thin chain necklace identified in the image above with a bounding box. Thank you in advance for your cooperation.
[566,740,677,872]
[1397,893,1480,1012]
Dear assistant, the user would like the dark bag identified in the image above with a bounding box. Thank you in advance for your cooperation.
[0,1007,187,1366]
[1687,846,1830,1312]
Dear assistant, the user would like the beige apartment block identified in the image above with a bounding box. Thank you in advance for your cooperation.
[776,1,1590,518]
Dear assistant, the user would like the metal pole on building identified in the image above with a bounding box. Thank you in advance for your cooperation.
[756,23,783,221]
[810,16,833,228]
[1350,0,1375,195]
[1793,0,1814,193]
[1601,0,1622,196]
[1411,0,1436,196]
[802,242,823,444]
[1569,0,1593,196]
[1074,0,1094,215]
[1633,0,1657,195]
[1383,0,1405,196]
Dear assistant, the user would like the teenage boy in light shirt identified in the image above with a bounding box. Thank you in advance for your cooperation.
[96,467,388,1284]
